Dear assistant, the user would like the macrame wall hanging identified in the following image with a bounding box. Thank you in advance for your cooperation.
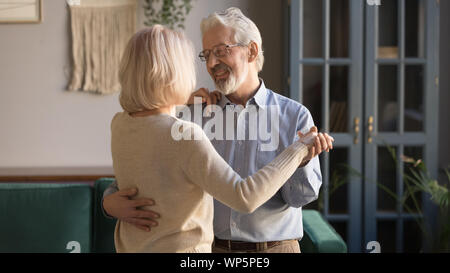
[67,0,137,95]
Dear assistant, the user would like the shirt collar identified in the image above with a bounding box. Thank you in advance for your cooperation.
[217,79,268,110]
[218,93,232,109]
[251,79,268,110]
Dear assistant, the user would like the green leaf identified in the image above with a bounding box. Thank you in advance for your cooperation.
[142,0,193,28]
[445,166,450,182]
[386,144,398,164]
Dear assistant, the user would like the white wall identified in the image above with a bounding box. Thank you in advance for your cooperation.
[0,0,284,175]
[1,0,447,177]
[0,0,121,173]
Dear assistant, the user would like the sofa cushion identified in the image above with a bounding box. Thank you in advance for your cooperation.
[0,183,92,253]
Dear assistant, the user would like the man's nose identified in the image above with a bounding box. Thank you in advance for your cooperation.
[207,54,220,68]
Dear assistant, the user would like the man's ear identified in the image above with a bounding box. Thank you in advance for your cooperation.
[247,41,259,63]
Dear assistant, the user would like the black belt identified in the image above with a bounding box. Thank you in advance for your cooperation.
[214,237,283,251]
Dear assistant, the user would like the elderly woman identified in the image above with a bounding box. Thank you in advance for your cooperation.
[112,25,317,253]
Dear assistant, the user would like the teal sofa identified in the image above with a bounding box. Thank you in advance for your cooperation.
[0,178,346,253]
[0,183,92,253]
[300,210,347,253]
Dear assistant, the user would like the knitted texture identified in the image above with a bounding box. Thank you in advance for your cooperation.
[68,0,136,94]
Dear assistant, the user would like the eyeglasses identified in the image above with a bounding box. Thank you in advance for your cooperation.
[198,43,244,62]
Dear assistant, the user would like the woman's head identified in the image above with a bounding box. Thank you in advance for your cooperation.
[119,25,196,112]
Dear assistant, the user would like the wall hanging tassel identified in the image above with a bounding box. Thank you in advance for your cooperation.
[67,0,136,95]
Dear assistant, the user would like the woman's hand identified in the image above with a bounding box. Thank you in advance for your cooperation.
[103,187,160,232]
[187,88,222,105]
[297,126,334,167]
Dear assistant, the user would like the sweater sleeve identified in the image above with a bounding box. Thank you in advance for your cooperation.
[180,123,310,213]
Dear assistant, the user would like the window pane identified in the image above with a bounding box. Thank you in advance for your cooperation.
[315,154,326,212]
[405,0,425,58]
[378,65,398,132]
[330,0,349,58]
[330,221,347,245]
[378,0,399,58]
[377,220,397,253]
[402,146,423,214]
[303,0,323,58]
[377,146,398,212]
[330,66,349,132]
[329,148,348,214]
[303,66,323,130]
[403,220,423,253]
[404,65,424,132]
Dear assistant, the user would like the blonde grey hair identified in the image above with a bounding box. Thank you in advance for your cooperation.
[118,25,196,112]
[200,7,264,72]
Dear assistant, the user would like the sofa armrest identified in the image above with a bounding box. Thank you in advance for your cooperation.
[300,209,347,253]
[92,178,117,253]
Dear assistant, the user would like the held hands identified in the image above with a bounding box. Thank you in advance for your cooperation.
[297,126,334,167]
[187,88,222,105]
[102,187,160,232]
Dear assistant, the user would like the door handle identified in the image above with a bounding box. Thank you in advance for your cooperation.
[354,117,360,144]
[367,116,374,143]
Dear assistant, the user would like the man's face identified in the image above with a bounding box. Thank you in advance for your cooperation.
[202,24,249,95]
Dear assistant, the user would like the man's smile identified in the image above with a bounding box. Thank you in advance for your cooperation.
[212,63,232,81]
[214,70,229,80]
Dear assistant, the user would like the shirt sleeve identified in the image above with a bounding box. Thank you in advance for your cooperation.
[179,122,310,213]
[280,108,323,208]
[101,180,119,219]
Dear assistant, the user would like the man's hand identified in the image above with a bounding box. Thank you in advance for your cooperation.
[187,88,222,105]
[298,126,334,167]
[103,187,160,232]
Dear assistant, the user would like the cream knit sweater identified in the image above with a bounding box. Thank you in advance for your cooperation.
[111,112,309,253]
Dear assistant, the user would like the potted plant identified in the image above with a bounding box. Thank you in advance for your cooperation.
[316,146,449,252]
[143,0,194,29]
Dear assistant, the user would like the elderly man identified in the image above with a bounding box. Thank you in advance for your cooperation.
[102,7,333,253]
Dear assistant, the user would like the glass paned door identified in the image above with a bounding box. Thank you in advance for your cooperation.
[290,0,439,252]
[364,0,439,253]
[290,0,364,252]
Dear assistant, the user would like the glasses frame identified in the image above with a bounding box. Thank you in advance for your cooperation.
[198,43,244,62]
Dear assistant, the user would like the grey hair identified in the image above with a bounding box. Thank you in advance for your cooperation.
[119,25,196,112]
[200,7,264,72]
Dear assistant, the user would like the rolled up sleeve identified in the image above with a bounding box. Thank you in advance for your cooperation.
[280,108,323,207]
[281,156,322,207]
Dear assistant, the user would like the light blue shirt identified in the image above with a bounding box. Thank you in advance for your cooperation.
[181,80,322,242]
